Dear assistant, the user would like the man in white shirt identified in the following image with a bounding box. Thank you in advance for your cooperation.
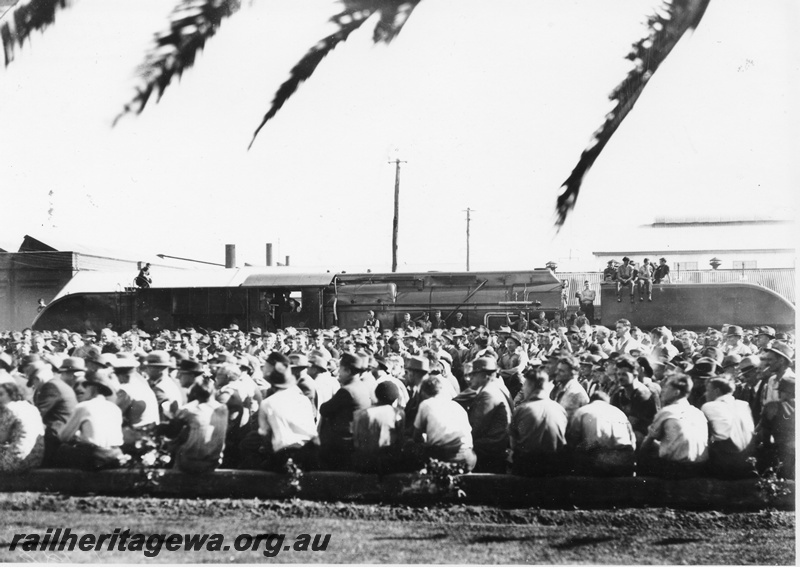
[55,369,125,470]
[567,391,636,476]
[413,377,476,471]
[639,374,709,478]
[759,343,795,408]
[252,369,319,471]
[613,319,642,355]
[701,375,756,478]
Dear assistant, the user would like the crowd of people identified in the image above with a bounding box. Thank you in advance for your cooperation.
[0,314,794,482]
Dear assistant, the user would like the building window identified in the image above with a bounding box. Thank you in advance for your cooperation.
[676,262,698,271]
[732,261,757,270]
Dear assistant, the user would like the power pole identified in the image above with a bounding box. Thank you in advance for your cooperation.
[464,208,473,271]
[388,158,406,272]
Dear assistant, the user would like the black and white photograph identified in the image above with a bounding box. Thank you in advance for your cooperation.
[0,0,795,563]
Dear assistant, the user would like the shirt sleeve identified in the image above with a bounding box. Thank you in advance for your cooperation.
[58,404,87,442]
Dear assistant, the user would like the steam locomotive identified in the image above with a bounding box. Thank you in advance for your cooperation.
[30,267,795,333]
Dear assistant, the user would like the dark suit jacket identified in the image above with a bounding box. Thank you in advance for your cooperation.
[319,380,372,448]
[35,377,77,432]
[468,380,512,455]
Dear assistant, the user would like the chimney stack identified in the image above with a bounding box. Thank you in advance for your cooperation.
[266,243,273,266]
[285,255,290,267]
[225,244,236,268]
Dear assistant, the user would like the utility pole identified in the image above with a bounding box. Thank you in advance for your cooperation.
[388,158,406,272]
[464,208,473,271]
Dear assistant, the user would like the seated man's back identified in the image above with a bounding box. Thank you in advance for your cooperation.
[567,392,636,476]
[510,367,569,476]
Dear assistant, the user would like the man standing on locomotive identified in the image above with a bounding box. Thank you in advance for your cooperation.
[576,281,596,322]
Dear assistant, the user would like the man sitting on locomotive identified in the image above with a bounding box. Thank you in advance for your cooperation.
[653,257,671,284]
[616,257,637,303]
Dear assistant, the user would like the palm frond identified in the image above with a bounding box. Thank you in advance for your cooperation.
[113,0,241,126]
[1,0,69,67]
[373,0,421,44]
[248,4,378,148]
[555,0,711,227]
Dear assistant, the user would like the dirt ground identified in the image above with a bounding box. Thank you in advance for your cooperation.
[0,492,794,564]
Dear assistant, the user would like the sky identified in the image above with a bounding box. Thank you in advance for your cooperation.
[0,0,797,272]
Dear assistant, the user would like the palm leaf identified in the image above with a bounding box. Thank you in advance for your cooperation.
[555,0,712,227]
[113,0,241,126]
[248,5,378,148]
[249,0,421,147]
[372,0,421,44]
[1,0,69,67]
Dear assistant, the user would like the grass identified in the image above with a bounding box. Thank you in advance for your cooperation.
[0,493,794,564]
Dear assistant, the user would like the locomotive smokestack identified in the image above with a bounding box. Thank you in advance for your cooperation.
[266,243,273,266]
[225,244,236,268]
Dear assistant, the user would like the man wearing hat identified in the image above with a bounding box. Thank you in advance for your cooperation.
[756,375,795,479]
[754,326,776,353]
[175,358,206,392]
[759,342,795,408]
[57,357,86,388]
[415,312,434,333]
[115,352,160,447]
[498,332,528,400]
[142,351,185,421]
[401,355,431,430]
[466,357,513,473]
[352,381,410,473]
[510,365,569,476]
[616,257,637,303]
[306,349,340,412]
[603,260,618,283]
[734,354,764,420]
[720,353,742,378]
[724,326,752,357]
[214,362,258,468]
[161,377,228,474]
[436,332,461,372]
[577,354,600,395]
[318,353,373,470]
[55,369,125,470]
[686,357,720,408]
[372,355,409,409]
[289,353,318,418]
[243,367,319,472]
[30,359,77,466]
